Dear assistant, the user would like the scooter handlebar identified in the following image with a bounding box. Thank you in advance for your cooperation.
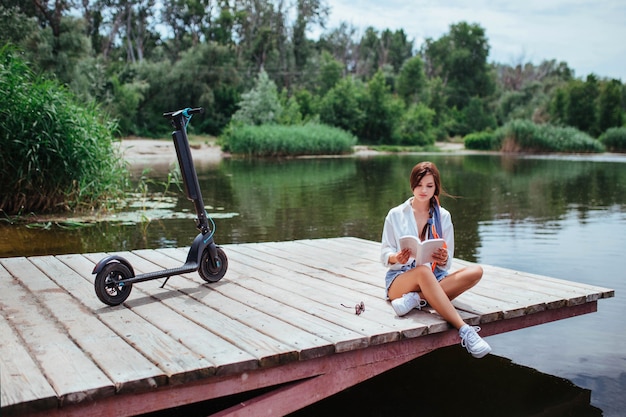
[163,107,205,119]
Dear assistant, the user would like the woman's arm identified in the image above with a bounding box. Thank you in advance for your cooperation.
[380,215,397,267]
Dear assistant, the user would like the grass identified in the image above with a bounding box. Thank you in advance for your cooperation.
[220,123,357,157]
[465,120,605,153]
[0,45,129,215]
[600,127,626,152]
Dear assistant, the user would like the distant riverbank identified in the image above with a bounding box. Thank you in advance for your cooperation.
[118,138,468,169]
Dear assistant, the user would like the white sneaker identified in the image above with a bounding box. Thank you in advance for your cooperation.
[460,325,491,358]
[391,292,427,317]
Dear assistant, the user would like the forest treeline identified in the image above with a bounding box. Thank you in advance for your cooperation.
[1,0,625,144]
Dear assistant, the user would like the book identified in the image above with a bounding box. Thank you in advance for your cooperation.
[399,235,445,265]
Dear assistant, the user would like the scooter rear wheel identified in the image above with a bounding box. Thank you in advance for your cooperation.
[199,247,228,283]
[95,262,133,306]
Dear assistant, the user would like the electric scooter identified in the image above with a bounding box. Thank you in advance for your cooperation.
[92,107,228,306]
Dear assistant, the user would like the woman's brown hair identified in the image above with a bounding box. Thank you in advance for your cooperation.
[410,161,449,240]
[410,161,443,198]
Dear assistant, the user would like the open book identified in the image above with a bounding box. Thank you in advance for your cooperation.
[399,235,445,265]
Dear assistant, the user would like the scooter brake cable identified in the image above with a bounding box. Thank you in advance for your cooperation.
[182,107,193,128]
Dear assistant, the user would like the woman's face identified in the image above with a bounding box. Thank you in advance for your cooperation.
[412,173,436,204]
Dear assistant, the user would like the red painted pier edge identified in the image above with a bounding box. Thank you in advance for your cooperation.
[19,303,597,417]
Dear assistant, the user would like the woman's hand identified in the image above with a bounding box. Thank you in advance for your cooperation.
[394,248,412,265]
[433,247,448,265]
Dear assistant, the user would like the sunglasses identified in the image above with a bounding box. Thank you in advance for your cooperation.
[342,301,365,315]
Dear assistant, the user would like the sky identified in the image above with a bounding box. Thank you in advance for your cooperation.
[317,0,626,81]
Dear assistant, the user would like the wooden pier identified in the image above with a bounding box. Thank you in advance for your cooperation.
[0,237,614,417]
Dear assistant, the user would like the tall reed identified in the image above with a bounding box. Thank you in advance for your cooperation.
[0,46,128,214]
[600,127,626,152]
[492,120,604,153]
[221,123,357,157]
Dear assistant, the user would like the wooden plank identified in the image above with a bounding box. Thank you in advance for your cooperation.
[0,257,165,396]
[34,255,215,386]
[166,244,454,341]
[0,238,615,417]
[298,239,600,320]
[223,243,477,335]
[207,245,409,343]
[91,250,301,369]
[296,239,552,311]
[453,277,544,319]
[132,248,336,361]
[289,239,500,323]
[155,248,372,353]
[299,237,384,273]
[0,308,57,414]
[17,301,602,417]
[455,259,614,300]
[290,240,531,320]
[24,328,467,417]
[236,241,478,332]
[239,240,387,298]
[0,260,115,406]
[77,253,262,376]
[306,238,614,302]
[472,271,571,309]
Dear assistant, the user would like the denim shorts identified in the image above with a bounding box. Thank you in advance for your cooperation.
[384,260,448,297]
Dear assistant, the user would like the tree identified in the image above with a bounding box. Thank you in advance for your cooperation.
[317,21,358,75]
[293,88,318,122]
[317,50,343,95]
[566,75,599,135]
[99,0,158,62]
[277,89,303,125]
[31,0,73,39]
[318,77,365,136]
[231,69,282,125]
[597,79,624,133]
[133,41,241,135]
[356,26,380,79]
[0,5,38,45]
[380,28,413,73]
[549,87,567,125]
[162,0,212,47]
[25,15,93,86]
[422,22,494,110]
[427,76,449,138]
[494,59,574,126]
[461,96,496,135]
[232,0,285,74]
[292,0,329,71]
[395,103,436,146]
[361,70,403,143]
[396,55,427,105]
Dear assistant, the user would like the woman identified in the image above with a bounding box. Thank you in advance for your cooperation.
[380,161,491,358]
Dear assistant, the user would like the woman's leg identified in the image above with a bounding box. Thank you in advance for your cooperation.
[388,266,465,329]
[439,265,483,301]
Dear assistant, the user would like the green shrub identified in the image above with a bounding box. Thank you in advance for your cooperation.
[231,69,282,126]
[395,103,436,146]
[221,123,357,157]
[318,77,365,137]
[464,131,495,150]
[0,46,128,214]
[599,127,626,152]
[493,119,604,153]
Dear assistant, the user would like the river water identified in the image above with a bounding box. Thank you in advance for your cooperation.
[1,153,624,416]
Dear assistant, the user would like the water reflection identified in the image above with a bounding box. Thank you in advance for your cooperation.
[1,153,625,416]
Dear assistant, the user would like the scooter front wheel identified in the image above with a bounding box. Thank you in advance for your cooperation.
[199,247,228,283]
[95,262,133,306]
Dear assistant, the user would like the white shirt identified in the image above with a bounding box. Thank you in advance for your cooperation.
[380,197,454,271]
